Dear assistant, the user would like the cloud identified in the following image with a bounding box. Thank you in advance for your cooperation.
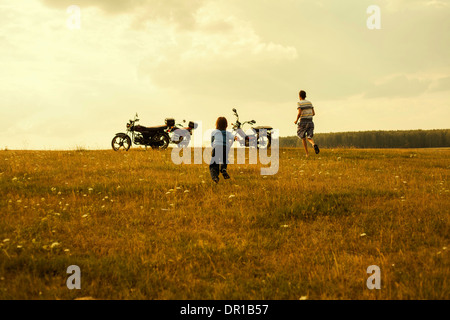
[137,6,299,102]
[381,0,450,12]
[363,74,432,98]
[429,76,450,92]
[363,72,450,98]
[39,0,206,29]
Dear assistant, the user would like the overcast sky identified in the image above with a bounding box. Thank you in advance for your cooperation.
[0,0,449,149]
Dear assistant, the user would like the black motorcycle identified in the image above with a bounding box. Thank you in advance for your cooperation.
[166,120,198,147]
[111,114,171,151]
[231,108,273,148]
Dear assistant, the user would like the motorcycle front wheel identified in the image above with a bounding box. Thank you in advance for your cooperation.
[176,134,191,148]
[112,135,131,151]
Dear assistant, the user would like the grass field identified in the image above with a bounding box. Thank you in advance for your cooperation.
[0,147,449,300]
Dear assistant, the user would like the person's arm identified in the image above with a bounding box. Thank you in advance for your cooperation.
[312,107,315,116]
[294,108,302,124]
[211,131,215,147]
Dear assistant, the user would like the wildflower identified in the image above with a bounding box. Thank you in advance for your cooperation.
[299,296,308,300]
[184,190,190,193]
[50,242,60,249]
[229,195,236,199]
[3,239,10,243]
[360,233,367,237]
[81,214,88,218]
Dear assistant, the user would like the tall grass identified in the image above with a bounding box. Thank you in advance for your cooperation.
[0,148,448,299]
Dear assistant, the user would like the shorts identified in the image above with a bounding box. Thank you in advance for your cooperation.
[297,120,314,139]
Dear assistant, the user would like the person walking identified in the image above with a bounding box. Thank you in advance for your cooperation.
[210,117,235,183]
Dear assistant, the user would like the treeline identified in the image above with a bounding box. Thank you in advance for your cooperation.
[280,129,450,148]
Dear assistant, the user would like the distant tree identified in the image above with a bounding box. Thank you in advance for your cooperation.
[280,129,450,148]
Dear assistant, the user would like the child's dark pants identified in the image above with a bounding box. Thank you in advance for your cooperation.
[209,144,228,179]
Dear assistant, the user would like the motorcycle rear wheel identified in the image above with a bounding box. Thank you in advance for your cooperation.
[151,133,170,150]
[112,135,131,151]
[257,134,272,149]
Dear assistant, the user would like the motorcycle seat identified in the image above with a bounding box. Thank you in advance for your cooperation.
[253,126,273,130]
[135,125,167,132]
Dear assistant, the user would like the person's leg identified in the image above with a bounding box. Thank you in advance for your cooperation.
[307,137,315,146]
[306,123,319,154]
[221,144,230,179]
[302,138,309,157]
[209,147,219,182]
[297,124,308,157]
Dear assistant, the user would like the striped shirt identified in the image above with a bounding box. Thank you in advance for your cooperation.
[297,99,314,119]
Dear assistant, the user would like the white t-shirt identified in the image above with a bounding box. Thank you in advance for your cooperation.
[211,130,235,149]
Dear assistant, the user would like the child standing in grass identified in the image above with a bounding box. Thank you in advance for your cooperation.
[210,117,235,183]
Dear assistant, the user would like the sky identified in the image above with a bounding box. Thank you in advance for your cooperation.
[0,0,449,150]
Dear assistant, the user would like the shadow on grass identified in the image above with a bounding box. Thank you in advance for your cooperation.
[256,189,398,228]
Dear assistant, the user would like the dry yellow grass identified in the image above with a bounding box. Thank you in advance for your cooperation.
[0,147,448,299]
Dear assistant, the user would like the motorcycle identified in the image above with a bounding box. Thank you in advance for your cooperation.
[231,108,272,148]
[166,120,198,148]
[111,113,171,151]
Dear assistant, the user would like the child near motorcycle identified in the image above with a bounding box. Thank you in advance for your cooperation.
[210,117,236,183]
